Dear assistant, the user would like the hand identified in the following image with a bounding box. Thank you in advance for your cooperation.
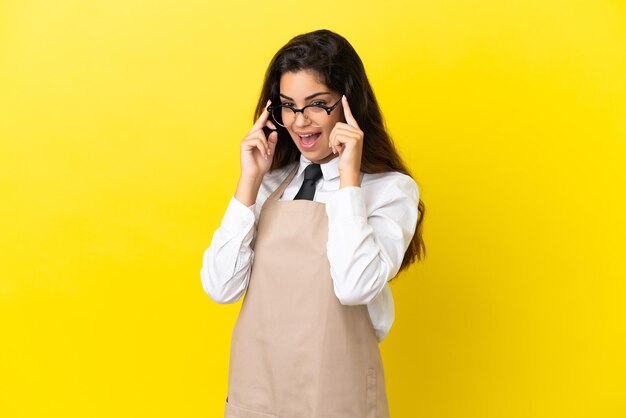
[234,100,278,206]
[239,100,278,180]
[329,95,363,187]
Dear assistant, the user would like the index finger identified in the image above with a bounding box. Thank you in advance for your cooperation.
[342,95,360,129]
[250,100,272,134]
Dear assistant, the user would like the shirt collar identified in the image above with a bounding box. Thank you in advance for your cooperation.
[297,154,340,181]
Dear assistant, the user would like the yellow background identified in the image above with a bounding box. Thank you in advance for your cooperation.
[1,0,625,417]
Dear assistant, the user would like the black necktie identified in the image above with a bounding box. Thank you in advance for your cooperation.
[294,164,323,201]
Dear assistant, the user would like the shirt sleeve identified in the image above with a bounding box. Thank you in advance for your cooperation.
[200,196,257,304]
[325,174,419,305]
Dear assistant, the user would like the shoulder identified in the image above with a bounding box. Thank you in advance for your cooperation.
[361,171,420,202]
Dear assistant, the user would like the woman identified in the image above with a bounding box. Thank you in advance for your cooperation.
[201,29,425,418]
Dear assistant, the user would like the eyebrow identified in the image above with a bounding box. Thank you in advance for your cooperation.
[279,92,332,101]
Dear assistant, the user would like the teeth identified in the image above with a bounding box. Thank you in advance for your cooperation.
[300,133,318,138]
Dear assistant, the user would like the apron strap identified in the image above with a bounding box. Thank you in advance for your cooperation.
[266,163,299,203]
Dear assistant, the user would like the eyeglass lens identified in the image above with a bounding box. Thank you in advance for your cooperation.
[271,106,327,127]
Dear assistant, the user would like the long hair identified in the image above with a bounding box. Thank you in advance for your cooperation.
[254,29,426,272]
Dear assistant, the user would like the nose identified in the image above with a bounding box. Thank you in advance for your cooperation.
[293,111,310,127]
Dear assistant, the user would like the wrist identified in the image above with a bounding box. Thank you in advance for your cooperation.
[239,171,265,184]
[339,170,361,188]
[235,174,263,206]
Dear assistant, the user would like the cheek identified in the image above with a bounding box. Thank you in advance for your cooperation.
[322,117,340,135]
[287,129,299,144]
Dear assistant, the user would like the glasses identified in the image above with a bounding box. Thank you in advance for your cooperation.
[268,97,342,128]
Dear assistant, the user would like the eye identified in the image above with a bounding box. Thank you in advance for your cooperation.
[281,102,294,107]
[311,100,327,106]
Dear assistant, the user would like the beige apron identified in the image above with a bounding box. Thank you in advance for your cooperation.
[225,165,389,418]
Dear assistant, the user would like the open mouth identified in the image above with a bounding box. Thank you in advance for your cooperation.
[298,132,322,149]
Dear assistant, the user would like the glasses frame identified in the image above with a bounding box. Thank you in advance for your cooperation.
[268,97,343,128]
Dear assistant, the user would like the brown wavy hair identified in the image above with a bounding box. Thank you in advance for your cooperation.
[254,29,425,271]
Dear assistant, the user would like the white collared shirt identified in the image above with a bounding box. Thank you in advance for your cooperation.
[201,155,419,342]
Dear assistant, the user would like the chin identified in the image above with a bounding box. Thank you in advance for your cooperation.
[302,150,335,164]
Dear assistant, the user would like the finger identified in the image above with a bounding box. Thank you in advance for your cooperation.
[331,124,360,137]
[244,136,270,158]
[250,99,272,134]
[266,119,277,131]
[257,142,269,160]
[330,125,349,143]
[329,128,338,154]
[332,130,359,146]
[254,138,270,160]
[331,129,350,153]
[333,133,357,146]
[342,95,359,129]
[243,131,268,146]
[267,130,278,155]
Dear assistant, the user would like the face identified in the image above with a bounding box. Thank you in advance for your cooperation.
[278,70,344,164]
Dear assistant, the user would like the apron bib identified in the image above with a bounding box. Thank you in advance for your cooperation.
[225,165,389,418]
